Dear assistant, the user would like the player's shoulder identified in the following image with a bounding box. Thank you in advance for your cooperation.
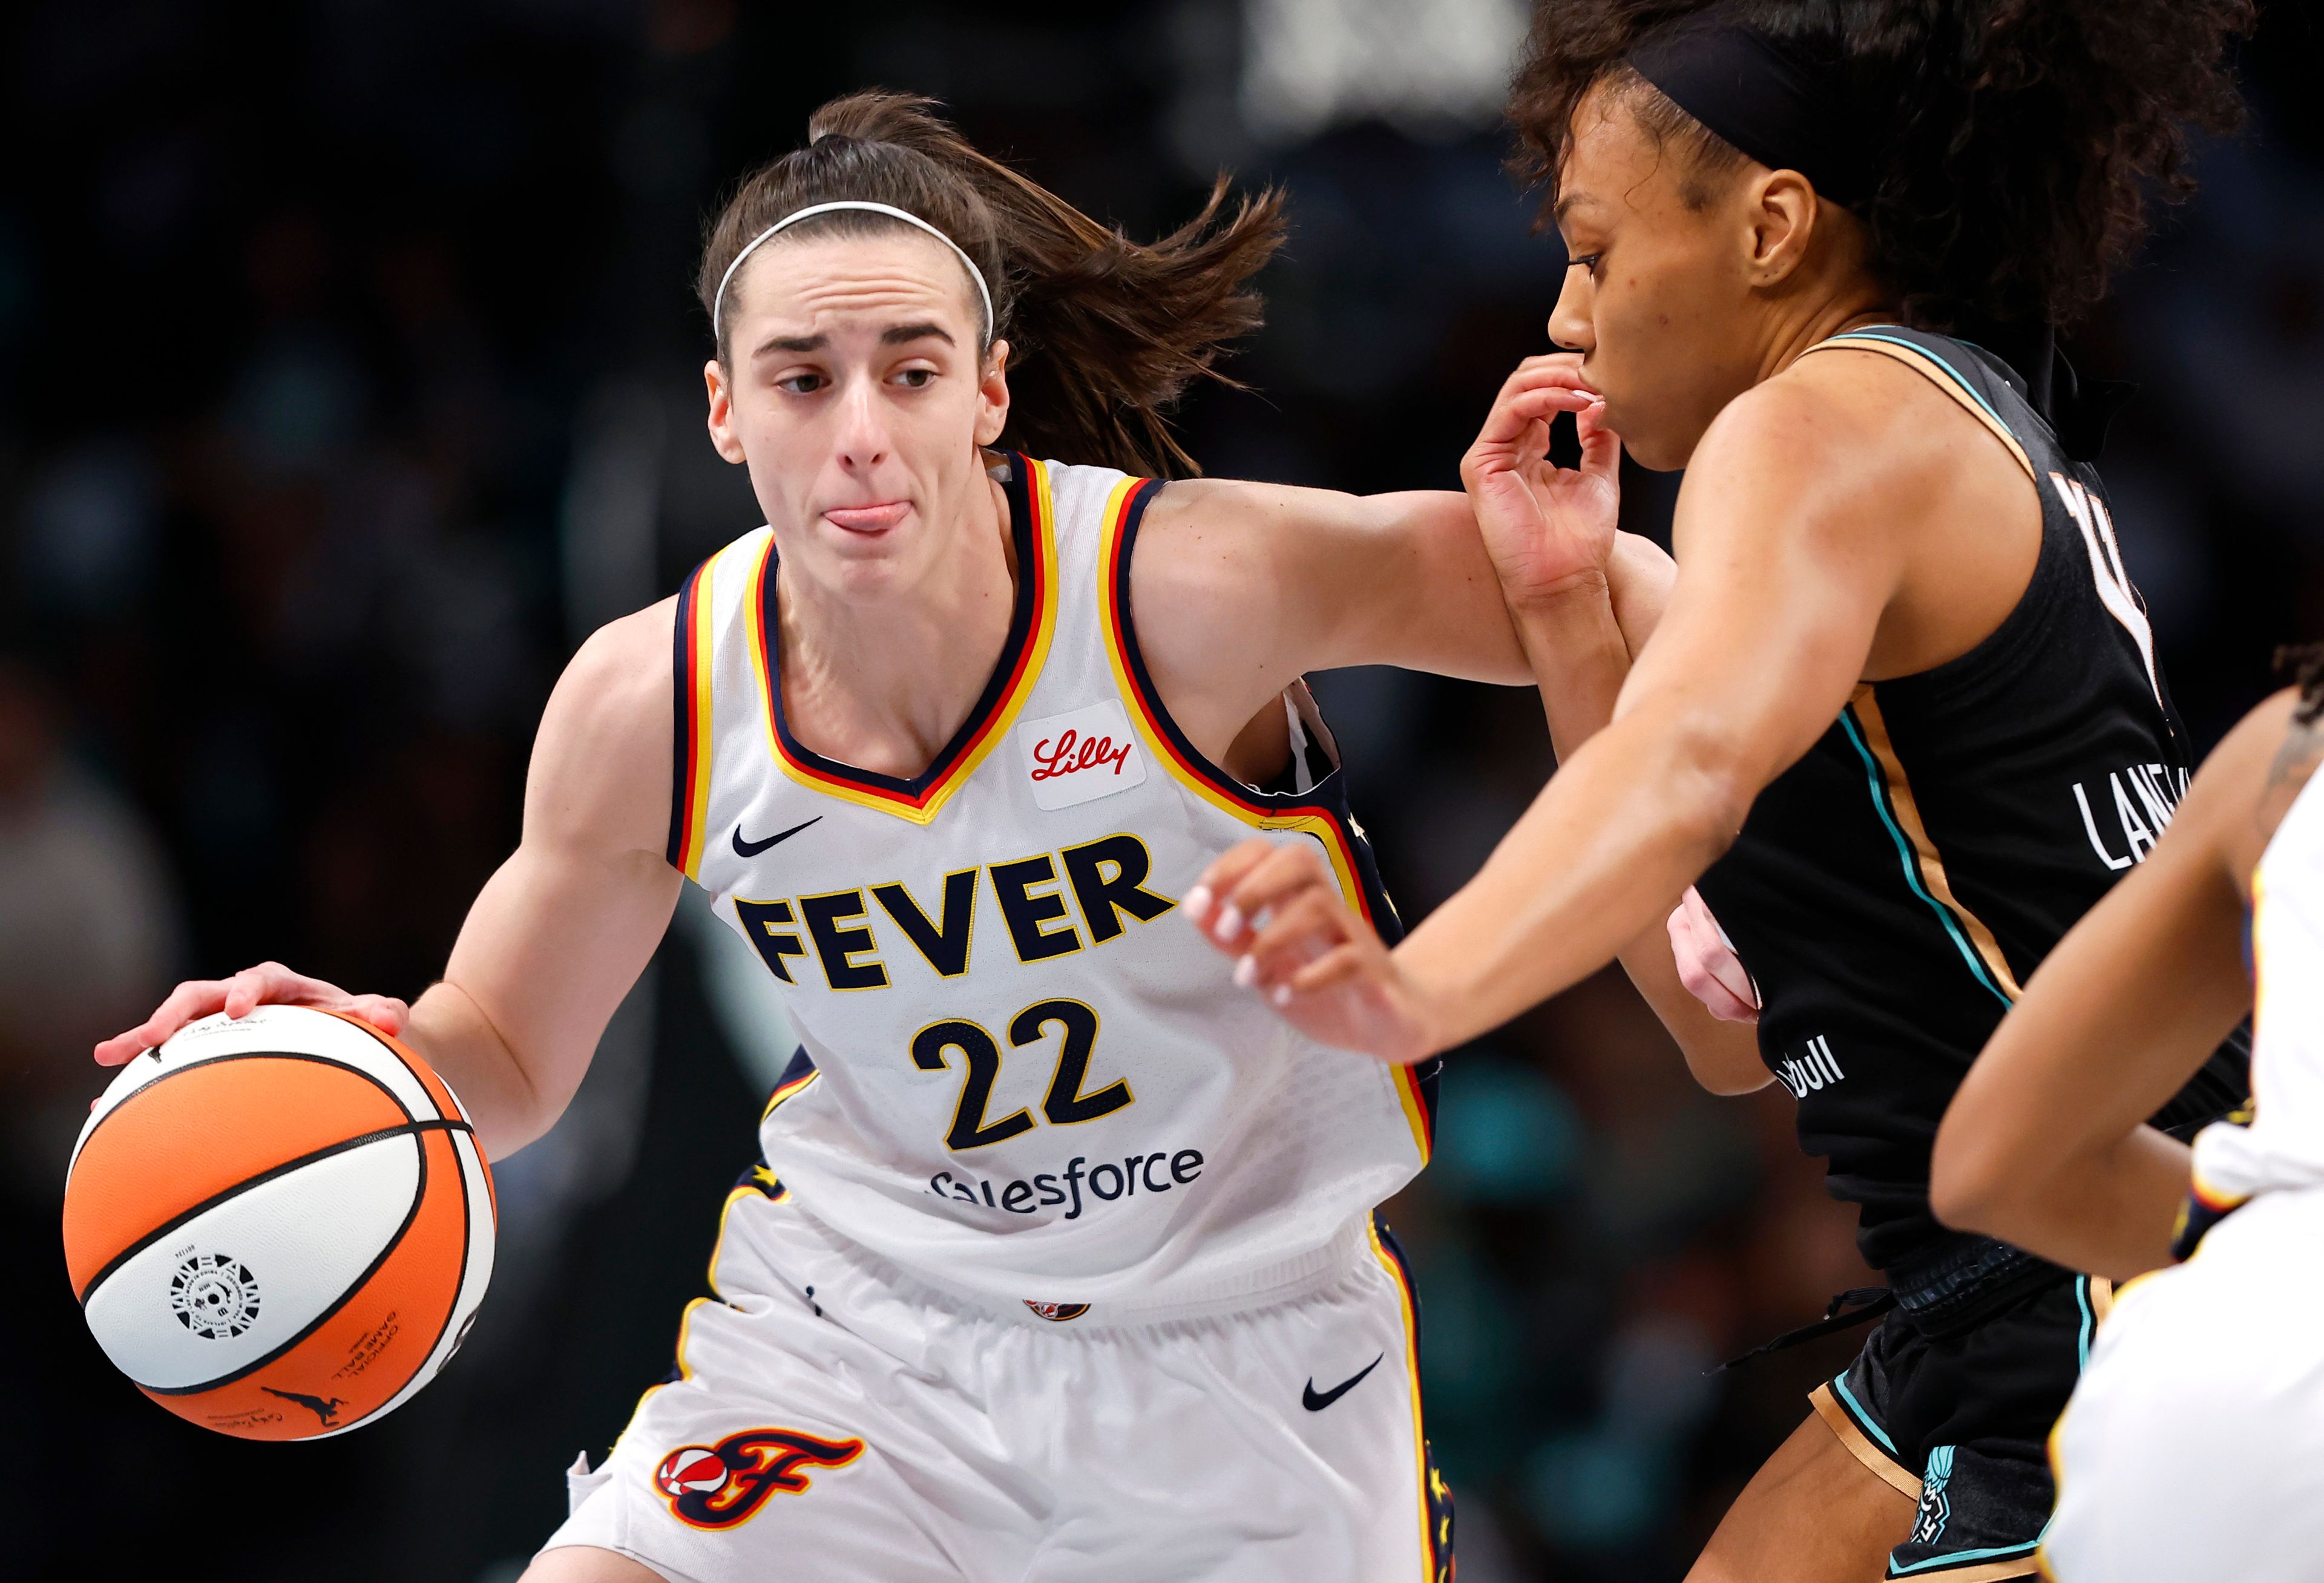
[525,596,677,848]
[1712,343,1941,462]
[1687,341,1979,530]
[554,596,675,735]
[2216,686,2318,873]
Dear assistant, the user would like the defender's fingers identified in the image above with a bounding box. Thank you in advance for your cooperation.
[1236,888,1361,988]
[1502,384,1599,416]
[1286,940,1373,997]
[1215,844,1339,949]
[1475,384,1599,448]
[1575,402,1621,479]
[1497,355,1594,393]
[1186,838,1281,936]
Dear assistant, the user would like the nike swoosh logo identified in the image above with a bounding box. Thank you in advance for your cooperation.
[732,816,822,858]
[1302,1352,1384,1412]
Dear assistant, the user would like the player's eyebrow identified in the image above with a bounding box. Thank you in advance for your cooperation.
[881,321,955,347]
[1553,191,1603,225]
[757,332,828,356]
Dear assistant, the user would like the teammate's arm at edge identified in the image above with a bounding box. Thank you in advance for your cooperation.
[1929,690,2293,1282]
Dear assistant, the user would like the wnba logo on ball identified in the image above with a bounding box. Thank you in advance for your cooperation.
[169,1253,261,1340]
[652,1427,866,1529]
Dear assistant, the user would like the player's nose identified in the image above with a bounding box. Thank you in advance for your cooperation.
[834,375,891,470]
[1549,267,1594,356]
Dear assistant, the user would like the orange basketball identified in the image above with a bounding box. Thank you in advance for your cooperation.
[63,1004,496,1440]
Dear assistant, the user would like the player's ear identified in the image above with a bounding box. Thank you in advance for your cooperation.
[974,339,1012,450]
[705,358,748,465]
[1745,169,1817,289]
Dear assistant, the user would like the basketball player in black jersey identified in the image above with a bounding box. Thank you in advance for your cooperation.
[1188,1,2255,1579]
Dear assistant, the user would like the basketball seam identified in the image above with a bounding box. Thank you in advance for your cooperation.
[76,1115,471,1312]
[139,1124,445,1398]
[324,1008,470,1127]
[73,1054,424,1297]
[74,1046,446,1181]
[343,1119,480,1437]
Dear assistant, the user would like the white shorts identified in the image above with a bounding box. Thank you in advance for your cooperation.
[2043,1185,2324,1582]
[542,1177,1452,1582]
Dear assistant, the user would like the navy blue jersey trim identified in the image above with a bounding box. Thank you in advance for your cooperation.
[755,453,1041,798]
[1106,483,1405,943]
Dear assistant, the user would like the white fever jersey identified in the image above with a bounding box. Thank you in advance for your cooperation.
[663,454,1437,1315]
[2191,764,2324,1207]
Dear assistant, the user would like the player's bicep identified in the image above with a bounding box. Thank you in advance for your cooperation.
[443,835,680,1117]
[1606,531,1675,658]
[441,603,681,1117]
[1291,488,1528,680]
[1614,428,1900,796]
[1141,482,1527,690]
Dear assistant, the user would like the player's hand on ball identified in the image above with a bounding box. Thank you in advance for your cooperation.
[93,962,410,1067]
[1184,839,1441,1066]
[1460,353,1622,609]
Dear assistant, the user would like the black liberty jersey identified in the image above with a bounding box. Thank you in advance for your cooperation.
[1693,326,2246,1273]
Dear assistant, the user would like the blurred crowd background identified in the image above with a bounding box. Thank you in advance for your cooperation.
[5,1,2321,1578]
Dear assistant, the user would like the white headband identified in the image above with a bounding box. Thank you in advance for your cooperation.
[711,200,994,349]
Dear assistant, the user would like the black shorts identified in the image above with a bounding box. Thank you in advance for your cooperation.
[1809,1272,2113,1581]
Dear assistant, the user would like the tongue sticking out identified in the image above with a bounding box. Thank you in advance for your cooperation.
[824,502,910,533]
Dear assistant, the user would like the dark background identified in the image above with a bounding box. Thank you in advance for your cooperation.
[4,2,2321,1578]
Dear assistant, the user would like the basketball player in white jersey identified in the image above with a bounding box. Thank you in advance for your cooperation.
[95,93,1666,1581]
[1929,663,2324,1581]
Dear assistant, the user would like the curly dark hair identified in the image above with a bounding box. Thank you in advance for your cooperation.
[700,91,1285,477]
[2277,644,2324,727]
[1507,0,2255,330]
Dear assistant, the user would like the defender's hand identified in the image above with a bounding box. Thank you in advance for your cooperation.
[1667,888,1760,1025]
[1184,839,1442,1066]
[93,962,410,1066]
[1460,354,1622,610]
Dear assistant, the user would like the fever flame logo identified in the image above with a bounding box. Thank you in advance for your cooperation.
[651,1427,865,1529]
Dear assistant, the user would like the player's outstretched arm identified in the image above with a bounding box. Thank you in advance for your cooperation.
[1467,355,1767,1093]
[1126,355,1659,765]
[94,603,683,1162]
[1187,359,1923,1063]
[1930,693,2288,1280]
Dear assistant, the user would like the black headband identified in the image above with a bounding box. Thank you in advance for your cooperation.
[1627,12,1872,209]
[1627,10,2129,456]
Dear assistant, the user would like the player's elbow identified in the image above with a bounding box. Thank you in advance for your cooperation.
[1689,1047,1776,1097]
[1659,714,1756,867]
[1928,1098,2021,1238]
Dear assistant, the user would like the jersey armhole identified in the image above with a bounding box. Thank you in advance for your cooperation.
[666,555,717,879]
[1804,331,2038,485]
[1805,330,2067,701]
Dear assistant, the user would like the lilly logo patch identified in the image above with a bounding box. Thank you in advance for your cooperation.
[1016,700,1147,811]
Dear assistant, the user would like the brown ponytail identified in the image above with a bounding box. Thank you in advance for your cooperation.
[698,91,1285,478]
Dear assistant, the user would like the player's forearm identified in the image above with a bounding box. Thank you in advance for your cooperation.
[1614,927,1773,1094]
[1946,1124,2191,1283]
[1934,802,2254,1276]
[1509,572,1629,762]
[1336,491,1534,684]
[404,978,553,1161]
[1506,574,1766,1089]
[1396,699,1750,1052]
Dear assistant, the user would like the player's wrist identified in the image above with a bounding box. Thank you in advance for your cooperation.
[1502,563,1615,620]
[1385,948,1467,1064]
